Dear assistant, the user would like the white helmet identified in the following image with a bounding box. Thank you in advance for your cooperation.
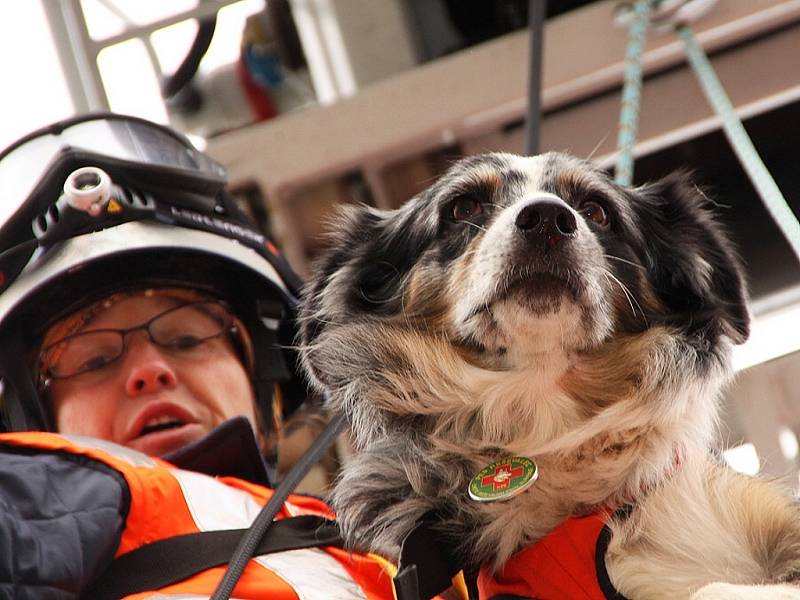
[0,113,305,434]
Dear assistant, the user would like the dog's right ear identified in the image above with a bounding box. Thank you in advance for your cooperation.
[298,204,381,349]
[298,201,432,349]
[632,173,750,346]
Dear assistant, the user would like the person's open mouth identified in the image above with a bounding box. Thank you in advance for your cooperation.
[125,403,206,456]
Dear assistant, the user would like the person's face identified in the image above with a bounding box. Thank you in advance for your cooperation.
[46,295,258,456]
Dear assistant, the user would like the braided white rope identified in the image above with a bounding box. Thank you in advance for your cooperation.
[615,0,655,186]
[675,23,800,261]
[614,0,800,261]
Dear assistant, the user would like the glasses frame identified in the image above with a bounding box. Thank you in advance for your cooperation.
[39,300,240,386]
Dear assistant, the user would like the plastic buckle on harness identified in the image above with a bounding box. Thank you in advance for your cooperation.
[392,520,467,600]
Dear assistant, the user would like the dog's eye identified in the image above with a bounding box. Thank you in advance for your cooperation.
[451,196,484,222]
[579,200,609,226]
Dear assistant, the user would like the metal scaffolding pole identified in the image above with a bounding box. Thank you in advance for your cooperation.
[526,0,546,156]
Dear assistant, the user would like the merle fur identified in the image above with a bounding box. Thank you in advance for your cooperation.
[298,152,750,569]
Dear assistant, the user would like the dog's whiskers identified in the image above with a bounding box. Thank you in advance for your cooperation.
[693,184,730,209]
[604,254,645,271]
[308,316,339,327]
[298,309,342,328]
[602,270,635,316]
[359,287,405,304]
[586,131,611,162]
[602,269,648,325]
[464,221,488,233]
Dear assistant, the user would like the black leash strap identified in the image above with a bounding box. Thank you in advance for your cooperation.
[210,411,348,599]
[393,521,465,600]
[86,515,342,600]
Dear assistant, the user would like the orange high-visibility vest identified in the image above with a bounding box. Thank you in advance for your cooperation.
[0,431,395,600]
[477,512,628,600]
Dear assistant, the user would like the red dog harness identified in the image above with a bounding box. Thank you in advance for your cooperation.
[477,511,629,600]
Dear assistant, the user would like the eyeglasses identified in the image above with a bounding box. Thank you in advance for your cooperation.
[39,301,239,384]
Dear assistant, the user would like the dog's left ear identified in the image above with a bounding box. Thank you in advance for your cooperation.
[634,172,750,345]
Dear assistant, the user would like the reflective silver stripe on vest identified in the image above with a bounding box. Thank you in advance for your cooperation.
[171,469,368,600]
[61,434,157,467]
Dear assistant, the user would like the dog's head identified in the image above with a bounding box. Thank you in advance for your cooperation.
[301,152,747,372]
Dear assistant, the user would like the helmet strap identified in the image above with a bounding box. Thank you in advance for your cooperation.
[244,298,293,460]
[251,298,293,383]
[0,326,54,431]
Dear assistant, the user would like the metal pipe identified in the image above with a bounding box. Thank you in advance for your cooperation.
[526,0,546,156]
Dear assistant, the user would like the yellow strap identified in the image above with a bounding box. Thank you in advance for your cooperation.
[367,552,399,578]
[450,570,469,600]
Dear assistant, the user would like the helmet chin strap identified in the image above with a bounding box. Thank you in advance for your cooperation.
[0,326,54,432]
[248,297,293,421]
[0,379,32,432]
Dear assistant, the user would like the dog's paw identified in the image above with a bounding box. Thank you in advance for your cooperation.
[691,582,800,600]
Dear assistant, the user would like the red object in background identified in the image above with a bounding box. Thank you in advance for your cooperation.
[237,56,278,122]
[265,239,281,256]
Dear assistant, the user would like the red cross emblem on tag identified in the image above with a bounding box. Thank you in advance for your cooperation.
[468,457,538,502]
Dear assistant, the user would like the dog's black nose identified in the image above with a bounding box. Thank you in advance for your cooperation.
[515,199,577,247]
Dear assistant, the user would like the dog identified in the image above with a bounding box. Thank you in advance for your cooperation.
[298,152,800,599]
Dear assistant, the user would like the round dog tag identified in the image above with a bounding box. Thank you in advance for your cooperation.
[468,456,538,502]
